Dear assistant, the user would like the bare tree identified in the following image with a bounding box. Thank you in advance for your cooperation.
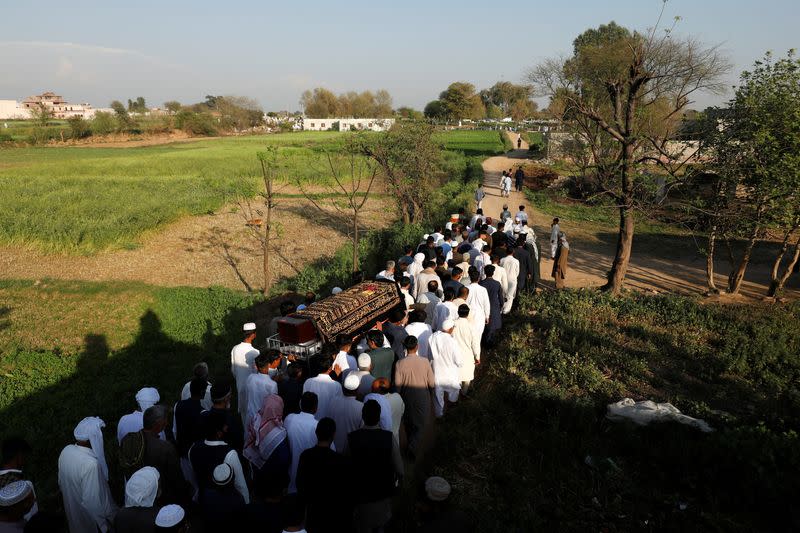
[295,139,379,273]
[527,11,729,294]
[237,148,282,295]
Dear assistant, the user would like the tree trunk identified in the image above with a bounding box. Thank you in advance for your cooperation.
[727,230,759,295]
[602,143,635,294]
[261,162,273,297]
[706,225,719,293]
[767,232,800,297]
[352,211,360,273]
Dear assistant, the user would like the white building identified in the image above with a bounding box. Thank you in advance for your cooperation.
[302,117,395,132]
[0,100,32,120]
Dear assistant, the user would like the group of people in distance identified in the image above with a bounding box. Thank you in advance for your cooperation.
[1,201,568,533]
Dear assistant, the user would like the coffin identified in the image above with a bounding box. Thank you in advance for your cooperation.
[294,280,404,344]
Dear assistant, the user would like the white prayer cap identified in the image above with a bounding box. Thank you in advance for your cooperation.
[414,253,425,262]
[332,287,343,295]
[425,476,451,502]
[343,373,361,391]
[423,234,429,240]
[135,387,160,411]
[441,319,455,331]
[0,480,33,507]
[155,504,186,527]
[73,416,109,480]
[445,222,452,230]
[357,353,371,370]
[243,322,257,332]
[124,466,160,508]
[213,463,233,486]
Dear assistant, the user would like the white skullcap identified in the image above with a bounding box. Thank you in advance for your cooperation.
[357,353,371,369]
[332,287,343,295]
[423,234,429,240]
[135,387,160,411]
[155,504,186,527]
[445,222,453,230]
[0,480,33,507]
[213,463,233,486]
[425,476,451,502]
[124,466,160,508]
[343,373,361,391]
[441,319,455,331]
[74,416,109,480]
[243,322,256,332]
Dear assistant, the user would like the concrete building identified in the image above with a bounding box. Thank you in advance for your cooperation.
[302,117,395,132]
[0,100,31,120]
[19,92,99,119]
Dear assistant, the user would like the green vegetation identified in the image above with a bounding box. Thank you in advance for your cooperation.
[0,129,489,254]
[432,290,800,531]
[0,279,260,505]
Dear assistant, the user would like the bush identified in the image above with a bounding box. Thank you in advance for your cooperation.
[500,130,514,151]
[175,110,218,136]
[91,112,116,136]
[67,116,92,139]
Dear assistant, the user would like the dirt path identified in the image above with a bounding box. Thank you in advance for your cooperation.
[0,196,390,290]
[483,132,799,301]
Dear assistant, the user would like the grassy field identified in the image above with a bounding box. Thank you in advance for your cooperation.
[0,129,500,254]
[431,290,800,532]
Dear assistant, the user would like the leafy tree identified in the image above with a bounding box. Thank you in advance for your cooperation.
[373,89,393,118]
[357,122,443,224]
[481,81,533,115]
[110,100,135,131]
[509,99,538,121]
[300,88,340,118]
[396,106,423,120]
[439,82,485,120]
[215,96,264,130]
[127,96,148,113]
[163,100,182,113]
[423,100,446,120]
[528,15,729,294]
[28,103,52,127]
[174,110,218,136]
[701,50,800,296]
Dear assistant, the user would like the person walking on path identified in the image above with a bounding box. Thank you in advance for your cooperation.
[475,183,485,210]
[552,231,570,289]
[550,218,561,260]
[517,135,522,149]
[514,166,525,192]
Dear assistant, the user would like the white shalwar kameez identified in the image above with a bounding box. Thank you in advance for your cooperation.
[231,341,260,416]
[452,317,480,383]
[500,254,520,314]
[58,445,117,532]
[428,331,463,417]
[244,372,278,429]
[284,411,319,494]
[465,282,490,343]
[405,321,433,360]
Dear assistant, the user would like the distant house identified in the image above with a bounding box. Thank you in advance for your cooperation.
[302,117,395,132]
[20,91,99,119]
[0,100,32,120]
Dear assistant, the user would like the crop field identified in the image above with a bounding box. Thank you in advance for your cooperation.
[0,130,500,253]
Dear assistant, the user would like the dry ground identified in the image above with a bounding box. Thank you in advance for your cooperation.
[483,133,799,301]
[0,193,391,291]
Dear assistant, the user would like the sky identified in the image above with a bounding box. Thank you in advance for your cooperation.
[1,0,797,112]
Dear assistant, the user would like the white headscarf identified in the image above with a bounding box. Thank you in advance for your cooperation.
[407,253,425,280]
[74,417,109,480]
[124,466,160,508]
[135,387,160,411]
[558,231,570,250]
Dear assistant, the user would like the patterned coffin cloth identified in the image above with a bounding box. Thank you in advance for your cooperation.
[295,280,403,343]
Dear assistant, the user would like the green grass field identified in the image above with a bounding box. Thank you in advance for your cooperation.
[0,129,500,253]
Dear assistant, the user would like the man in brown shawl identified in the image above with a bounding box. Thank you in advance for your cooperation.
[552,231,569,289]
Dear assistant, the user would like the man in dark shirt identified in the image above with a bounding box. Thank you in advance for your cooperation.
[347,400,403,533]
[139,405,187,505]
[366,330,395,382]
[382,308,409,361]
[201,381,243,452]
[296,418,353,533]
[278,363,305,417]
[243,471,284,533]
[174,377,206,458]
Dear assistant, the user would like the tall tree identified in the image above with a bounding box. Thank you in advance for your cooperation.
[358,122,443,224]
[439,82,485,120]
[300,88,339,118]
[481,81,533,114]
[423,100,446,120]
[528,14,729,294]
[701,51,800,296]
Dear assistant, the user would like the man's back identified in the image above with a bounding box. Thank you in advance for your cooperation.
[348,428,395,502]
[114,506,158,533]
[330,397,364,453]
[369,347,395,381]
[303,374,342,420]
[395,355,435,391]
[297,446,352,532]
[175,398,204,457]
[142,432,184,503]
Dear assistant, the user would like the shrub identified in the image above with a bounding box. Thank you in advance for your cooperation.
[67,116,92,139]
[90,112,116,136]
[175,110,218,136]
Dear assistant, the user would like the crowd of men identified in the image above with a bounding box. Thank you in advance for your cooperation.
[0,201,568,533]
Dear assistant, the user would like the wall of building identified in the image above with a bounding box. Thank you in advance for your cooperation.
[0,100,32,120]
